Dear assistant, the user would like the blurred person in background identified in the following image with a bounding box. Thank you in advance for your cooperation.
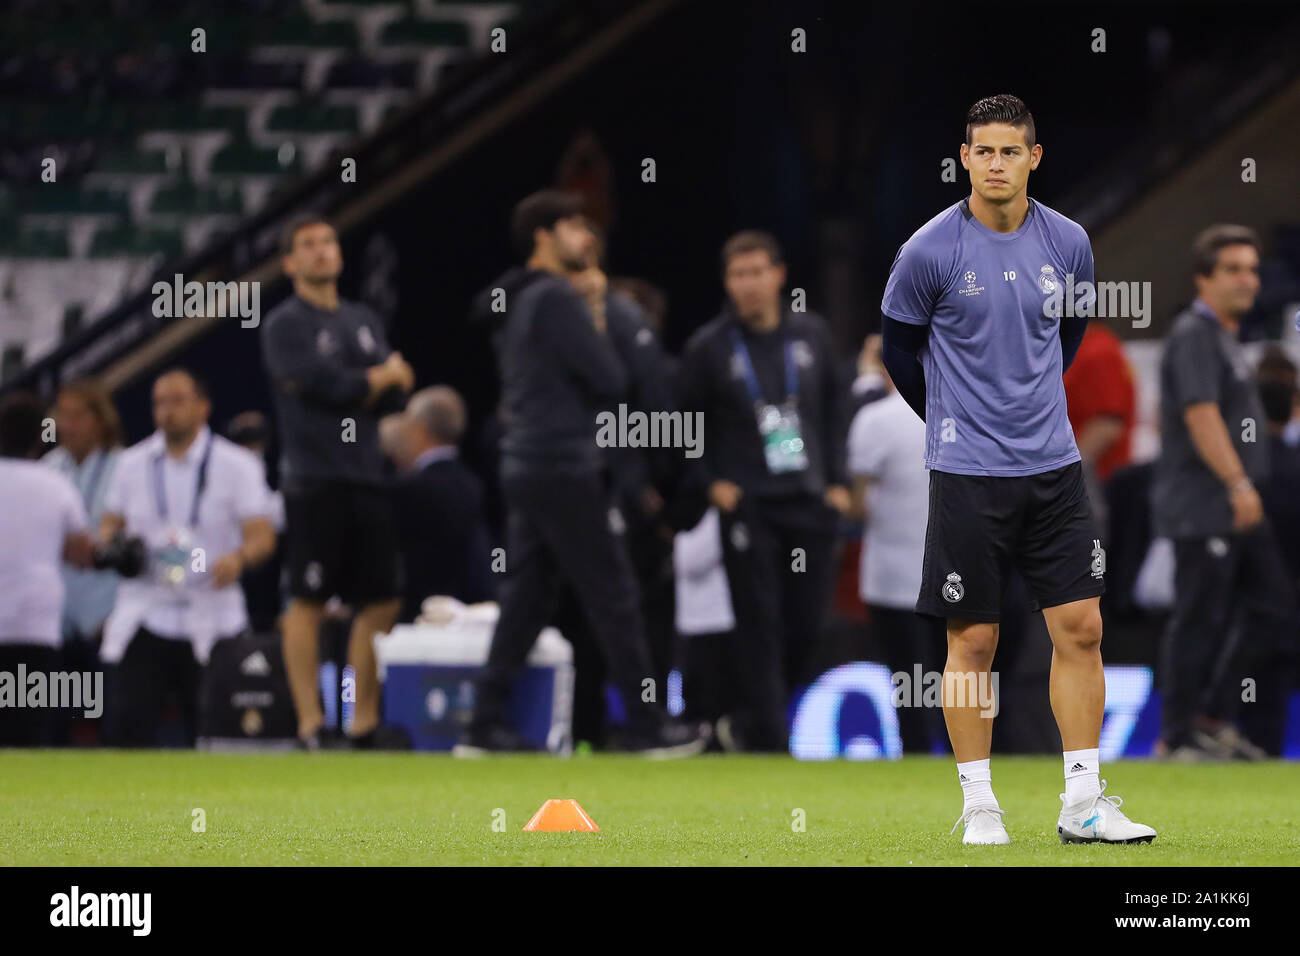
[848,333,889,414]
[99,369,275,747]
[457,189,706,757]
[846,350,945,754]
[42,379,123,743]
[261,214,414,749]
[225,410,285,636]
[1152,225,1297,760]
[0,393,97,746]
[673,506,736,730]
[563,217,680,743]
[1062,320,1136,532]
[384,386,494,620]
[678,230,851,752]
[1249,347,1300,754]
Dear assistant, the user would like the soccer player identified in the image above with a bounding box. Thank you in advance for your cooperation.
[880,95,1156,845]
[261,214,415,748]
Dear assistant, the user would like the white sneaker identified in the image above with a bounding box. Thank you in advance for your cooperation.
[1057,779,1157,844]
[951,805,1010,844]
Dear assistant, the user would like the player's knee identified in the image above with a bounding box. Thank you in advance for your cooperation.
[947,620,998,664]
[1057,603,1102,654]
[358,597,401,628]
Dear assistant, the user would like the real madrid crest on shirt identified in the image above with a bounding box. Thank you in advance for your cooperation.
[941,571,964,603]
[1038,264,1058,294]
[357,324,378,354]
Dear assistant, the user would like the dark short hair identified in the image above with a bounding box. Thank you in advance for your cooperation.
[1256,344,1297,383]
[155,367,211,401]
[965,94,1036,148]
[279,212,334,257]
[0,392,48,459]
[721,230,783,273]
[510,190,585,259]
[1191,224,1262,277]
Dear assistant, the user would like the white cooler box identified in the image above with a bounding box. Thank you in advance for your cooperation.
[374,601,574,753]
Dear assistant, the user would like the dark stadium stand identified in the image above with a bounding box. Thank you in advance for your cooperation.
[0,0,531,378]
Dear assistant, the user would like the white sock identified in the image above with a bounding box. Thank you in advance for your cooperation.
[957,758,998,813]
[1063,747,1101,806]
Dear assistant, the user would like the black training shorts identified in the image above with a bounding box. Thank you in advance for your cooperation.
[283,479,400,605]
[916,461,1105,622]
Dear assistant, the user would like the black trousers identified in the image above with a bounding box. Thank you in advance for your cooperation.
[717,493,838,750]
[0,644,61,746]
[111,627,203,748]
[871,606,950,755]
[1159,520,1297,751]
[471,470,660,733]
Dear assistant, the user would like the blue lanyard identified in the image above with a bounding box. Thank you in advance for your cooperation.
[151,434,213,527]
[730,325,798,405]
[79,450,109,511]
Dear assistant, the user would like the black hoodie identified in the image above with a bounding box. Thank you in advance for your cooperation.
[474,267,628,476]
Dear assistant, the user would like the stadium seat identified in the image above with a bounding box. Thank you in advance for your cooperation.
[267,101,361,134]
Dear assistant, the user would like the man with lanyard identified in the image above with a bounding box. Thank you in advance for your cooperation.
[678,230,851,752]
[42,381,123,730]
[100,369,275,746]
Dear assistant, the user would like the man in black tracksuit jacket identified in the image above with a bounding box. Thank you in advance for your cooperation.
[678,230,851,752]
[456,190,706,757]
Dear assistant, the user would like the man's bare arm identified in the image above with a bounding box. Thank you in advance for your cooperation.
[1076,415,1124,464]
[1184,402,1248,484]
[99,511,125,544]
[1184,401,1262,529]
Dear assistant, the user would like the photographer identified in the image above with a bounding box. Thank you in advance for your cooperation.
[99,369,275,747]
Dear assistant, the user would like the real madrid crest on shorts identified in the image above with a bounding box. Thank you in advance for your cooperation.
[304,561,324,593]
[941,571,964,603]
[730,520,750,552]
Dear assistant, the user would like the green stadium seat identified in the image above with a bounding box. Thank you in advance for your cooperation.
[25,187,130,217]
[140,103,247,133]
[90,225,185,259]
[150,181,243,216]
[266,102,360,134]
[95,147,174,176]
[0,229,71,258]
[210,141,302,175]
[264,19,361,49]
[380,19,472,48]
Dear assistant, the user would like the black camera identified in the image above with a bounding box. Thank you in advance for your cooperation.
[92,533,147,578]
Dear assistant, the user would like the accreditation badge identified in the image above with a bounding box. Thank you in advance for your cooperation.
[756,400,809,474]
[152,525,196,591]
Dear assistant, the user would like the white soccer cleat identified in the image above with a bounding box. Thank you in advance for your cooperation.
[1057,779,1157,845]
[951,806,1010,844]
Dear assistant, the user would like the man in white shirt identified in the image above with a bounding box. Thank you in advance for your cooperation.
[847,371,947,754]
[100,369,275,746]
[0,394,97,745]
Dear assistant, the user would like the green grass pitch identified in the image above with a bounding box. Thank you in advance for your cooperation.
[1,751,1297,866]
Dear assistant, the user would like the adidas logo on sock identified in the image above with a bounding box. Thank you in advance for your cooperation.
[1069,762,1086,773]
[959,774,969,782]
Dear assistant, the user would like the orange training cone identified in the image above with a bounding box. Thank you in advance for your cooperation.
[522,799,600,832]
